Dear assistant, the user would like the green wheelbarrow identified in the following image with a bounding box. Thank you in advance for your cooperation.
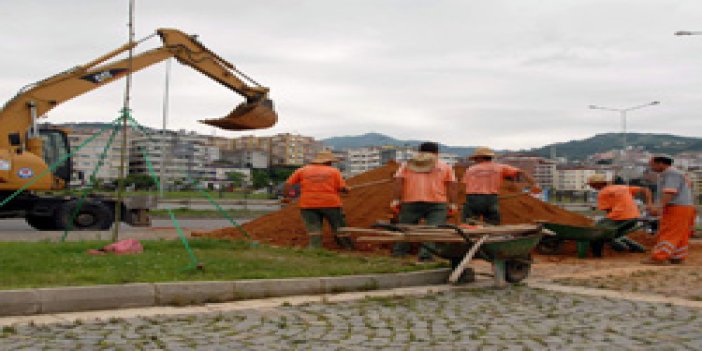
[538,220,647,259]
[434,225,545,286]
[348,223,548,287]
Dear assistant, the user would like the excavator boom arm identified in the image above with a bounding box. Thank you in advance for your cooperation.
[0,28,277,150]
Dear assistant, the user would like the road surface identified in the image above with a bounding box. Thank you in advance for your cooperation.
[0,219,248,241]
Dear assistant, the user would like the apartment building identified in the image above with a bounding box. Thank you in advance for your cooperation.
[220,149,269,169]
[344,146,460,176]
[67,127,133,184]
[129,130,217,184]
[554,166,615,191]
[231,133,323,167]
[498,155,557,190]
[346,147,382,175]
[687,168,702,196]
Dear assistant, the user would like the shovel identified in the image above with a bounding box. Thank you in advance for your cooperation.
[200,98,277,130]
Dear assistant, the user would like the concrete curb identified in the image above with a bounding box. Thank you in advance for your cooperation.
[0,268,450,317]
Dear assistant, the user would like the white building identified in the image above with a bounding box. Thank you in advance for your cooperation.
[129,130,218,187]
[201,167,251,190]
[67,127,133,185]
[345,147,382,175]
[555,166,615,191]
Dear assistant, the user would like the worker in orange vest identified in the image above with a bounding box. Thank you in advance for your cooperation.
[284,150,352,250]
[586,173,653,256]
[391,142,458,261]
[461,147,539,225]
[644,155,696,265]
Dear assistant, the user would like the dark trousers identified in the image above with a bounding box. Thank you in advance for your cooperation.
[300,208,346,234]
[392,202,447,259]
[462,194,500,225]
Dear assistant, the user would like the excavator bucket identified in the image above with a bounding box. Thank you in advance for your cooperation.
[200,98,277,131]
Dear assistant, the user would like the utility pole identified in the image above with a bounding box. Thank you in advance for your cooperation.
[159,58,171,197]
[112,0,135,242]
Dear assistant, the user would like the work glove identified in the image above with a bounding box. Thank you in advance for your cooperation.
[447,203,459,217]
[390,199,401,215]
[530,186,542,194]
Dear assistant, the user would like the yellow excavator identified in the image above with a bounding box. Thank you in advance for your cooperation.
[0,28,277,230]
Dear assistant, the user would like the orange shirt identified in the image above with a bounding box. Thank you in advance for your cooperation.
[597,185,642,220]
[461,162,519,195]
[395,160,456,203]
[286,164,346,209]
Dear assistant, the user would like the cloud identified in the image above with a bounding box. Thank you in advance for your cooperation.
[0,0,700,149]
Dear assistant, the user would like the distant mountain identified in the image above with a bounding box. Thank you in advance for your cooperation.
[322,132,477,157]
[521,133,702,160]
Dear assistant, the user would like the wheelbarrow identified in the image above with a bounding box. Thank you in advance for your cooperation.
[341,223,548,287]
[538,219,651,259]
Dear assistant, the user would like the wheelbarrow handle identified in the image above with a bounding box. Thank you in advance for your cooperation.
[437,223,473,243]
[371,222,405,232]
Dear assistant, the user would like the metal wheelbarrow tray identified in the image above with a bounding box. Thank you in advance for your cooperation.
[539,221,647,258]
[340,223,548,287]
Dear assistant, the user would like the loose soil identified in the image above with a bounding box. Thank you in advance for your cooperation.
[195,162,592,249]
[545,241,702,300]
[192,163,702,299]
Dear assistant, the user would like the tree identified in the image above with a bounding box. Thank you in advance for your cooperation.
[251,169,271,189]
[227,172,245,189]
[124,174,156,190]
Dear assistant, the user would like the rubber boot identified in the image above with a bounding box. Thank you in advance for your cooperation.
[610,238,631,252]
[308,234,322,249]
[620,237,646,253]
[334,235,355,250]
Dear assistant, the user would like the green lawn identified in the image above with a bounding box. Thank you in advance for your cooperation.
[147,191,272,200]
[0,239,443,290]
[149,208,274,219]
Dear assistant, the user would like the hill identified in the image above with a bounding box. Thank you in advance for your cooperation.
[522,133,702,160]
[322,132,477,157]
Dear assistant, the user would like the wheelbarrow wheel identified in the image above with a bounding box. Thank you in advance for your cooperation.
[536,237,563,255]
[505,258,531,283]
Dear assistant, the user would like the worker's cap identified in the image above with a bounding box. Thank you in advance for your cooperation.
[586,174,609,184]
[407,152,438,173]
[418,142,440,154]
[650,154,674,164]
[310,150,339,164]
[469,147,496,160]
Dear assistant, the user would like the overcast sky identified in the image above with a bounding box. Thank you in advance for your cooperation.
[1,0,700,149]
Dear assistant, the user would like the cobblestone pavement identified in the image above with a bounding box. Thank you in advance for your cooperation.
[2,286,702,350]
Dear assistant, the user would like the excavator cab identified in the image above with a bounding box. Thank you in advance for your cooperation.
[38,129,72,184]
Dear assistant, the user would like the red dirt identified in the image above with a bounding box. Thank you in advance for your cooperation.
[195,163,595,251]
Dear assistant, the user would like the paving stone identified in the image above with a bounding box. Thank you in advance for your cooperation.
[3,287,702,349]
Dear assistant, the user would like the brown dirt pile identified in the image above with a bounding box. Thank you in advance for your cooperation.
[196,162,593,249]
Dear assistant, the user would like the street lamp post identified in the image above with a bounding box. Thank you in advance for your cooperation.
[588,101,660,182]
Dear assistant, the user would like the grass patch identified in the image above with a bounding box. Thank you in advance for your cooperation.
[0,239,443,290]
[149,208,273,219]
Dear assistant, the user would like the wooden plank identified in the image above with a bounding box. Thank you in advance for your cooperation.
[356,235,522,244]
[338,227,403,236]
[448,235,488,284]
[356,236,465,243]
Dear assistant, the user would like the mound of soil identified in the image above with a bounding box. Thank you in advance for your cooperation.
[196,162,594,250]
